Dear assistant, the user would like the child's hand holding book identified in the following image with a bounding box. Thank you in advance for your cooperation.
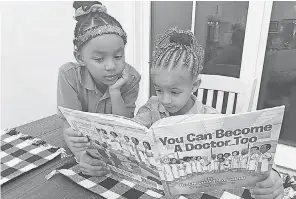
[79,151,111,177]
[63,128,90,155]
[250,169,284,199]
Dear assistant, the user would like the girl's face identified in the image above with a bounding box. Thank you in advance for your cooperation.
[241,149,248,155]
[151,67,199,115]
[124,137,129,142]
[251,148,258,154]
[260,145,269,153]
[171,159,176,164]
[143,142,148,148]
[197,157,201,160]
[78,34,125,86]
[163,157,169,164]
[132,138,138,145]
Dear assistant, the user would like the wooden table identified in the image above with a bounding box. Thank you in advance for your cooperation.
[1,115,103,199]
[2,115,294,199]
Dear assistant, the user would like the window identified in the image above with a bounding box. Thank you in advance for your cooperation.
[257,2,296,145]
[194,2,249,78]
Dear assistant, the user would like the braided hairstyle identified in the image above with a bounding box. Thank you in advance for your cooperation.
[151,27,204,80]
[73,1,127,50]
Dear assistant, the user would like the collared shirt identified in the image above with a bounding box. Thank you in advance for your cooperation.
[134,95,219,128]
[57,62,141,118]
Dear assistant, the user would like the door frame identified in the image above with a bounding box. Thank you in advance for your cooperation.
[133,1,151,113]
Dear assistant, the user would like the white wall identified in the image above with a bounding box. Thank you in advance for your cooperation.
[0,1,136,129]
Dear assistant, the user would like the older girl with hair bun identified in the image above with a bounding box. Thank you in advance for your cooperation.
[58,1,140,177]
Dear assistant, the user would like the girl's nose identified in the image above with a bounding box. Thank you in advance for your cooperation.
[161,93,171,104]
[105,58,116,71]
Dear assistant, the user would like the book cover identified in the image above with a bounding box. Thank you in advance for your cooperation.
[59,105,285,198]
[149,106,285,198]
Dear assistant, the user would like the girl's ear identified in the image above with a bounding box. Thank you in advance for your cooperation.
[74,50,85,66]
[192,77,201,93]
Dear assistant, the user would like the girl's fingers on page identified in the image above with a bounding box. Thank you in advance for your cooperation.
[256,176,274,188]
[251,186,284,199]
[251,185,275,195]
[72,143,89,150]
[64,128,82,136]
[80,168,92,175]
[94,170,109,177]
[72,141,90,148]
[81,169,109,177]
[90,158,107,167]
[68,136,90,143]
[80,161,106,172]
[275,193,284,199]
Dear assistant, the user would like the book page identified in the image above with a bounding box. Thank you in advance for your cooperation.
[151,114,223,128]
[59,107,147,130]
[149,106,285,197]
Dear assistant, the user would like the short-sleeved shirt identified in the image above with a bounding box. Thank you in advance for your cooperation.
[134,95,219,128]
[57,62,141,118]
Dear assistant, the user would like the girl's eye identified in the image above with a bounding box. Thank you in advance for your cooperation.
[155,89,162,93]
[94,58,104,62]
[171,91,180,95]
[115,55,123,60]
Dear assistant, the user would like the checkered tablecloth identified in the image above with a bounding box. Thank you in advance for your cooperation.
[47,158,255,199]
[1,128,65,185]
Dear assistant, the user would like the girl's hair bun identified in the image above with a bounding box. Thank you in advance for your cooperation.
[169,32,193,46]
[73,1,101,10]
[73,1,107,21]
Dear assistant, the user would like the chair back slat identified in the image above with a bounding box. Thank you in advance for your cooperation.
[226,92,236,114]
[196,89,204,103]
[194,74,253,114]
[206,90,214,106]
[216,91,224,113]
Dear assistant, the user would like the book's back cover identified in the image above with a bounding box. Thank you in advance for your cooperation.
[150,106,285,198]
[58,107,164,193]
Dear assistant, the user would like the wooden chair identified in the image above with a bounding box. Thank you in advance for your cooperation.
[194,74,256,114]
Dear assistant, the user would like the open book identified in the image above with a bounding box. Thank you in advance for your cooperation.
[59,105,285,198]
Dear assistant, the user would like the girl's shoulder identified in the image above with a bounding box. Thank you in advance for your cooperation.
[58,62,82,86]
[125,63,141,80]
[59,62,81,73]
[139,96,160,111]
[58,62,83,81]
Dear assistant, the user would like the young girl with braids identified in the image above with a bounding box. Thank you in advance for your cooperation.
[134,27,284,199]
[133,27,217,128]
[58,1,140,177]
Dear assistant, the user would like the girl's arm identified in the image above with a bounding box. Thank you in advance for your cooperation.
[57,66,89,158]
[109,89,133,117]
[109,66,140,118]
